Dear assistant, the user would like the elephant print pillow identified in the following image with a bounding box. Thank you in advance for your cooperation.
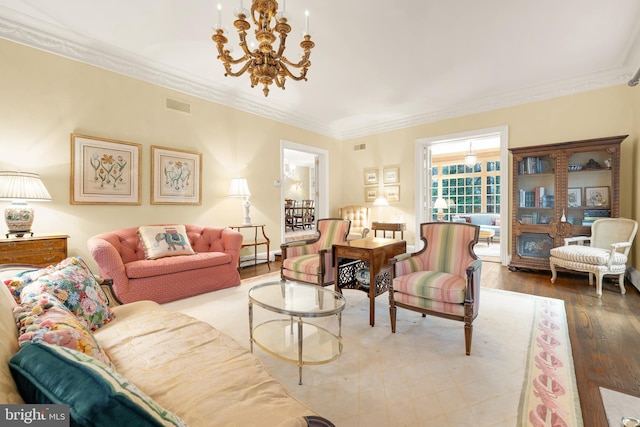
[138,225,195,260]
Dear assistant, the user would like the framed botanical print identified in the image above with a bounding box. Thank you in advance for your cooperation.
[71,133,141,205]
[567,188,581,207]
[151,146,202,205]
[383,166,399,184]
[585,186,609,208]
[363,168,379,185]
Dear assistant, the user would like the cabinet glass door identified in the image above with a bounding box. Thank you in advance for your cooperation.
[516,154,555,226]
[566,150,613,231]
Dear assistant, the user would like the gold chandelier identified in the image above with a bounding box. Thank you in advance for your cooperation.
[211,0,315,97]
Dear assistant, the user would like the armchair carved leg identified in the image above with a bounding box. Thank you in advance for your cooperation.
[618,273,626,294]
[389,288,397,333]
[549,261,558,283]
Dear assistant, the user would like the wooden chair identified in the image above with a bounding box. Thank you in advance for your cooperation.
[281,218,351,287]
[389,222,481,355]
[301,199,315,229]
[284,199,296,231]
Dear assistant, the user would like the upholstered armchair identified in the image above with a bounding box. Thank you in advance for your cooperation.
[550,218,638,297]
[389,222,481,355]
[281,218,351,287]
[337,205,370,240]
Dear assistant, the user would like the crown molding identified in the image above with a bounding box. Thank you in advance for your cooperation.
[0,10,338,138]
[0,9,635,141]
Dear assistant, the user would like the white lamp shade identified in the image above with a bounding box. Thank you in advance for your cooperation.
[0,171,51,201]
[372,196,389,206]
[228,178,251,198]
[433,198,448,209]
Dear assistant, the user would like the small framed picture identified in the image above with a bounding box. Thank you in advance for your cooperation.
[71,133,141,205]
[151,146,202,205]
[567,188,581,207]
[383,166,399,184]
[585,186,609,208]
[364,186,378,203]
[363,168,379,185]
[383,185,400,202]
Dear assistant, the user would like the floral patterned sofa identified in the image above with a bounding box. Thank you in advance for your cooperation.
[88,224,243,304]
[0,261,333,426]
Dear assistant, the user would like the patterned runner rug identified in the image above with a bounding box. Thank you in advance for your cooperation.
[164,273,582,426]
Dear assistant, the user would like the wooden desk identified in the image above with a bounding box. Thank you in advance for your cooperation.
[371,222,406,239]
[229,225,270,269]
[333,237,406,326]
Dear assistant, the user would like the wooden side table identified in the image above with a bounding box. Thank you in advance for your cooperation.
[229,225,270,270]
[0,234,68,266]
[333,237,406,326]
[371,221,406,239]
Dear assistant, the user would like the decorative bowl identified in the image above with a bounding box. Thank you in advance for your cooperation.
[355,268,370,287]
[568,164,582,171]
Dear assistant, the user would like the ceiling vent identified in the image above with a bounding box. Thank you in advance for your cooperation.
[353,143,366,151]
[165,98,191,115]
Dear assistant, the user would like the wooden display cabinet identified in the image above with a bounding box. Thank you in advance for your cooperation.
[509,135,625,271]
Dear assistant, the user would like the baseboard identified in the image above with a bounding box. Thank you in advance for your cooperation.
[625,266,640,292]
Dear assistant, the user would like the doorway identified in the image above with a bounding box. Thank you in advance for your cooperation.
[280,141,329,242]
[414,126,509,265]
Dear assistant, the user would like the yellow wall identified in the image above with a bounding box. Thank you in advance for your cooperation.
[342,86,638,263]
[0,38,339,271]
[2,37,639,269]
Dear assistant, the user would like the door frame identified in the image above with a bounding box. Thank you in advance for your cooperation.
[280,140,329,241]
[414,125,509,265]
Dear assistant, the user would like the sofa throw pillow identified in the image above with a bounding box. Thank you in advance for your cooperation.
[3,257,81,303]
[9,343,188,427]
[20,257,114,330]
[13,294,114,369]
[138,225,195,260]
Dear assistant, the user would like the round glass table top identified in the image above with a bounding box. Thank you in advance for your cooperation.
[248,281,346,317]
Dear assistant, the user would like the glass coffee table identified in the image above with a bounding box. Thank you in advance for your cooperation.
[248,281,346,385]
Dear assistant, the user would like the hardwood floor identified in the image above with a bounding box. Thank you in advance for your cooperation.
[239,259,640,427]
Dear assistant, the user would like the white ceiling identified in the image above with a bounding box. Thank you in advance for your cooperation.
[2,1,640,140]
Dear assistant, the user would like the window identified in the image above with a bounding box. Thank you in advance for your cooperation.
[431,153,500,220]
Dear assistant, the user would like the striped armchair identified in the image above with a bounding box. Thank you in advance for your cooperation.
[281,218,351,287]
[389,222,481,355]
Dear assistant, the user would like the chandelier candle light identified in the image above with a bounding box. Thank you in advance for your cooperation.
[211,0,315,97]
[0,171,52,237]
[228,178,252,226]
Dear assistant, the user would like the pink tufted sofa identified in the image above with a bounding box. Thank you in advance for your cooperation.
[87,225,243,304]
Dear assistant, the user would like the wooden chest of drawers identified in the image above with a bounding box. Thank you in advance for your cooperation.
[0,235,68,267]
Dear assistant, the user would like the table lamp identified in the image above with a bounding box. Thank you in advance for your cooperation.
[434,198,448,221]
[372,196,388,222]
[228,177,252,226]
[0,171,52,237]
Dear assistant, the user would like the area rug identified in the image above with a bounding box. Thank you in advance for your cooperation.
[163,273,582,426]
[600,387,640,426]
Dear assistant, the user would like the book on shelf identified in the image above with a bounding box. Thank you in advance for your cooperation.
[519,157,544,174]
[519,187,548,208]
[583,209,611,217]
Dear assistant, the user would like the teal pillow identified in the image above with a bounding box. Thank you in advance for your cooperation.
[9,343,187,427]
